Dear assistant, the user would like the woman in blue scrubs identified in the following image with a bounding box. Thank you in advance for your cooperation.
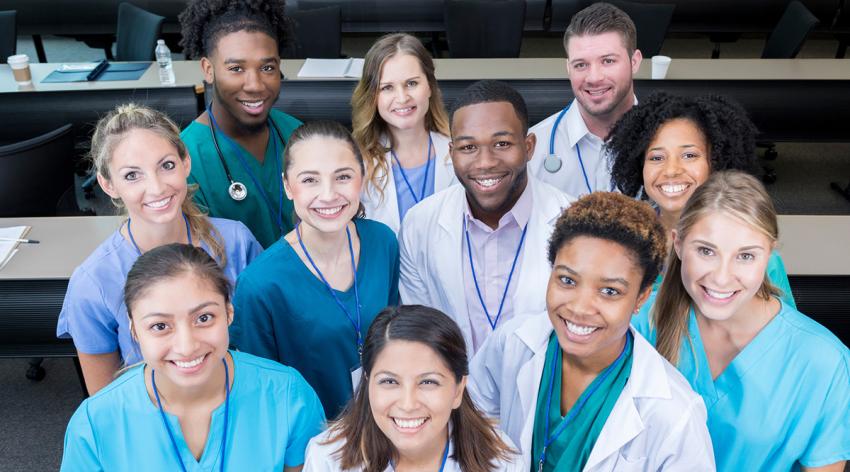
[61,243,324,471]
[231,121,400,419]
[633,171,849,471]
[57,104,262,395]
[606,92,795,306]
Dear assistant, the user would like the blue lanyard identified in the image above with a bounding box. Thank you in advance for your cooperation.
[537,331,632,471]
[391,436,450,471]
[127,213,192,256]
[464,218,528,331]
[390,135,433,204]
[152,358,231,472]
[207,104,285,232]
[296,223,363,355]
[549,103,593,195]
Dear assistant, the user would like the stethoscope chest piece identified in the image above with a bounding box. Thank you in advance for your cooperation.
[228,181,248,201]
[543,153,562,173]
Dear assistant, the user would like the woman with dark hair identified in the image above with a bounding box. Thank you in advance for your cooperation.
[606,91,794,306]
[61,244,324,471]
[470,192,714,471]
[231,121,400,419]
[303,305,521,472]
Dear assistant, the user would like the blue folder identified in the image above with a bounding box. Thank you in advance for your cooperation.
[42,62,152,83]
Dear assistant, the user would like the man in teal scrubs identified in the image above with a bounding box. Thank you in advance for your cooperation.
[179,0,300,247]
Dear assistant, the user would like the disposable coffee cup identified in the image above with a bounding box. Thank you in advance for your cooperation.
[651,55,671,80]
[7,54,33,86]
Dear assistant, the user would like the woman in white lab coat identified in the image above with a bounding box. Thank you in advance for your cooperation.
[469,192,715,471]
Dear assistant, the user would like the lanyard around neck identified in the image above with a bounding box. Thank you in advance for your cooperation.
[391,135,434,204]
[127,213,192,256]
[391,436,450,472]
[296,222,363,356]
[152,358,231,472]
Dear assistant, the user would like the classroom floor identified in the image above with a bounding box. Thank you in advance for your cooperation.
[2,33,849,471]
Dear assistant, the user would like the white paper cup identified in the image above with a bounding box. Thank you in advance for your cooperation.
[651,55,672,80]
[7,54,33,85]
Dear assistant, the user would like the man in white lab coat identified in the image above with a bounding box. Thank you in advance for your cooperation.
[399,80,573,355]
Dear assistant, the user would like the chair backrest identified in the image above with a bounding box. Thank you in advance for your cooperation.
[289,4,342,59]
[762,0,819,58]
[445,0,526,58]
[115,2,165,62]
[609,0,675,58]
[0,124,75,217]
[0,10,16,62]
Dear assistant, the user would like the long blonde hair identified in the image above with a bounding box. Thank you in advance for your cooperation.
[90,103,227,267]
[653,171,781,364]
[351,33,450,202]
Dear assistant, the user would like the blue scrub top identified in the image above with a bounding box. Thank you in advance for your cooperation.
[57,218,262,364]
[633,298,850,470]
[392,156,436,222]
[60,351,325,471]
[230,218,400,418]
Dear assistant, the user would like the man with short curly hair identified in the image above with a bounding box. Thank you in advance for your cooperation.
[179,0,301,248]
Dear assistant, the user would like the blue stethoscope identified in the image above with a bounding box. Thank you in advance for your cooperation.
[543,103,593,195]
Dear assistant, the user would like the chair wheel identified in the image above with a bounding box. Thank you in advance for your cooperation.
[26,365,46,381]
[762,169,778,184]
[764,147,778,161]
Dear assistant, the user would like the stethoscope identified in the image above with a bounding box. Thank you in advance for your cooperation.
[207,104,286,202]
[543,102,593,195]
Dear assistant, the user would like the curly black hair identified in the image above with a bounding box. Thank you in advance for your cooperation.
[606,92,760,199]
[178,0,291,60]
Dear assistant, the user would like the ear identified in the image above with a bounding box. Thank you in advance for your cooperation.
[97,173,120,200]
[226,302,234,326]
[452,375,468,410]
[282,175,293,200]
[672,228,682,259]
[183,151,192,176]
[564,58,571,78]
[201,57,214,85]
[633,285,653,315]
[129,320,138,342]
[630,49,643,75]
[524,131,537,163]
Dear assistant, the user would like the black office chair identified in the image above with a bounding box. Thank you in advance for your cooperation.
[609,1,675,58]
[445,0,526,58]
[0,124,75,217]
[762,0,819,58]
[0,10,15,62]
[288,4,343,59]
[111,2,165,61]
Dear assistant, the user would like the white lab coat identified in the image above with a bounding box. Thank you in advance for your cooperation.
[468,312,716,471]
[361,132,456,235]
[303,427,527,471]
[398,176,573,356]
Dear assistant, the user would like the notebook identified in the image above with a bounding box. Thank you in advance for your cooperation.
[0,226,30,271]
[297,58,364,78]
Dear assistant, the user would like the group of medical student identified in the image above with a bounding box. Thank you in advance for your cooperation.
[54,0,848,470]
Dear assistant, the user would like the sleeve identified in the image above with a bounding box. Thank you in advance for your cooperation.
[397,219,429,306]
[238,223,264,264]
[60,403,104,472]
[767,251,797,309]
[800,355,850,467]
[57,269,120,354]
[467,329,506,418]
[387,233,400,306]
[301,436,335,472]
[653,394,716,471]
[230,274,279,361]
[284,373,327,467]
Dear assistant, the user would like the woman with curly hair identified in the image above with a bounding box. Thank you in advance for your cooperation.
[606,92,795,306]
[178,0,300,248]
[470,192,714,471]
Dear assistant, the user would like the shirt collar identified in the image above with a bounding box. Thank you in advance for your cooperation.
[566,95,638,148]
[464,177,534,231]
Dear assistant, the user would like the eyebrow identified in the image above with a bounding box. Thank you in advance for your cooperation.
[648,144,699,152]
[373,370,448,378]
[295,167,356,177]
[453,130,515,141]
[140,301,219,320]
[223,57,279,64]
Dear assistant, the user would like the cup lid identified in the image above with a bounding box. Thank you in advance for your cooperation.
[7,54,29,64]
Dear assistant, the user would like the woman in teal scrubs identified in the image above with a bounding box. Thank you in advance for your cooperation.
[607,92,795,306]
[61,244,324,471]
[231,121,400,419]
[633,171,849,471]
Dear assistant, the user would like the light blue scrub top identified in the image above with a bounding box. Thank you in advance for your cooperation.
[392,156,436,222]
[60,351,325,471]
[633,298,850,470]
[56,218,262,364]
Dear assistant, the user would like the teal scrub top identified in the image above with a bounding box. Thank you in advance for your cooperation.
[230,218,400,418]
[60,351,325,471]
[182,109,301,248]
[633,298,850,470]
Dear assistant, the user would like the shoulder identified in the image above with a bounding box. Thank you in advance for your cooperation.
[529,110,560,133]
[777,302,850,372]
[180,120,209,144]
[355,218,396,244]
[305,430,347,468]
[69,230,129,288]
[404,184,463,225]
[631,332,704,420]
[76,365,145,420]
[270,109,303,134]
[209,217,255,242]
[532,177,574,208]
[232,351,315,394]
[236,238,295,283]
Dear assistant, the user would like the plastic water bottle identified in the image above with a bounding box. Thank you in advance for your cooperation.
[155,39,176,85]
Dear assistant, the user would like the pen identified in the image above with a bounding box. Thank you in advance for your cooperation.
[0,237,40,244]
[86,59,109,81]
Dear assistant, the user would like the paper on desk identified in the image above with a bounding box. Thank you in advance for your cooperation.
[297,58,364,78]
[0,226,29,271]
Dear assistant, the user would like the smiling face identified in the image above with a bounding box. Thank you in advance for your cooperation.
[377,53,432,134]
[566,31,641,122]
[369,340,465,462]
[450,101,535,226]
[547,236,650,366]
[131,271,232,391]
[675,212,773,323]
[643,118,711,219]
[202,30,281,132]
[98,129,190,226]
[283,136,363,233]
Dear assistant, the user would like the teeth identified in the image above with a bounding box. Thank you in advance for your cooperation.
[587,89,609,96]
[394,107,413,113]
[393,417,427,429]
[145,196,171,208]
[474,177,502,188]
[240,101,263,108]
[173,355,204,368]
[314,205,344,215]
[705,288,735,299]
[565,320,599,336]
[660,184,688,194]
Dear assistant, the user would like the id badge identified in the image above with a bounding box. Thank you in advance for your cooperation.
[350,364,363,392]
